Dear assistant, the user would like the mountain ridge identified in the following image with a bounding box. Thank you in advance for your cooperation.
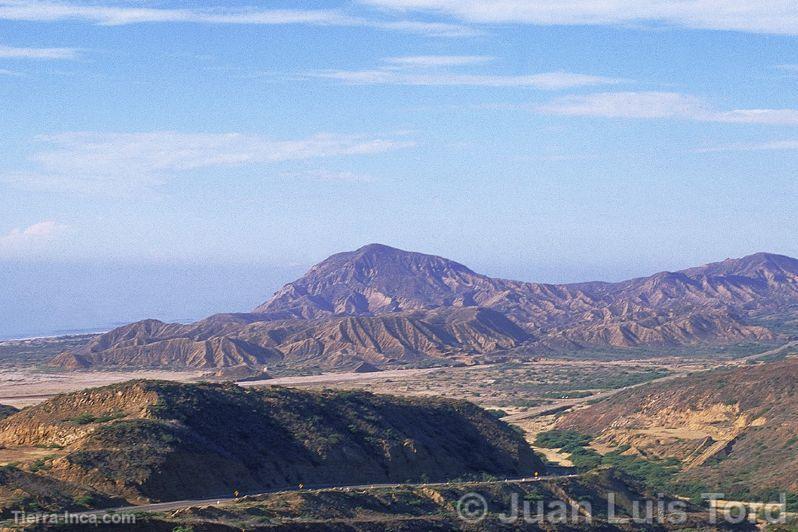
[52,245,798,370]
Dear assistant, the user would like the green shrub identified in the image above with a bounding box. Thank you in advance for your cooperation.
[73,494,95,507]
[70,413,97,425]
[534,430,592,452]
[70,411,125,425]
[570,447,602,471]
[28,455,58,472]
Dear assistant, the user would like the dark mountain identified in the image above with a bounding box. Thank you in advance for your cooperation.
[52,245,798,370]
[0,380,543,505]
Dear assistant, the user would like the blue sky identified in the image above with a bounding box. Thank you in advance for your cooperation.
[1,1,798,334]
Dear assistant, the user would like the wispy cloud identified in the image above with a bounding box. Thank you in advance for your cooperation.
[694,140,798,153]
[538,92,707,118]
[384,55,493,67]
[0,1,356,25]
[0,68,21,75]
[371,20,478,37]
[0,1,475,36]
[312,55,624,89]
[710,109,798,125]
[317,69,623,88]
[0,44,79,60]
[537,92,798,125]
[1,131,414,195]
[359,0,798,36]
[0,220,67,254]
[280,169,375,182]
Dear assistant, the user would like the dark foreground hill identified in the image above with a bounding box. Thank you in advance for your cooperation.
[52,245,798,370]
[556,358,798,500]
[0,380,543,512]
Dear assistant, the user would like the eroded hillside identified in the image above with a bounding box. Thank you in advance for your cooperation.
[556,358,798,498]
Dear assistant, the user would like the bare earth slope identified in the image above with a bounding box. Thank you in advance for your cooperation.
[0,380,543,505]
[53,245,798,370]
[556,358,798,498]
[54,306,531,370]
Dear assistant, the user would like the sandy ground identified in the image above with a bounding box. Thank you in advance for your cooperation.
[0,446,65,466]
[0,355,714,410]
[0,366,481,408]
[240,366,451,388]
[0,368,205,408]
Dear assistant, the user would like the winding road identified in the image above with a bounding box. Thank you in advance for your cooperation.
[74,474,580,518]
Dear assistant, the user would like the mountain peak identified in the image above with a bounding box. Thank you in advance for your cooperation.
[688,252,798,278]
[353,243,405,254]
[331,243,473,270]
[254,244,488,317]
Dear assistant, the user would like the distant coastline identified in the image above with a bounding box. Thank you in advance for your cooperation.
[0,329,109,342]
[0,317,201,342]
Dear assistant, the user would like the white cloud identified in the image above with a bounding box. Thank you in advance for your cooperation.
[384,55,494,67]
[0,1,474,36]
[537,92,798,125]
[538,91,707,118]
[280,169,375,182]
[315,69,624,89]
[1,131,414,195]
[710,109,798,125]
[371,20,479,37]
[312,54,623,89]
[694,140,798,153]
[0,1,354,25]
[0,68,21,75]
[0,44,79,60]
[358,0,798,36]
[0,220,67,253]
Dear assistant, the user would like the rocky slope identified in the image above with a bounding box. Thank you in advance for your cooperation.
[556,358,798,499]
[0,380,543,504]
[0,466,122,518]
[52,245,798,370]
